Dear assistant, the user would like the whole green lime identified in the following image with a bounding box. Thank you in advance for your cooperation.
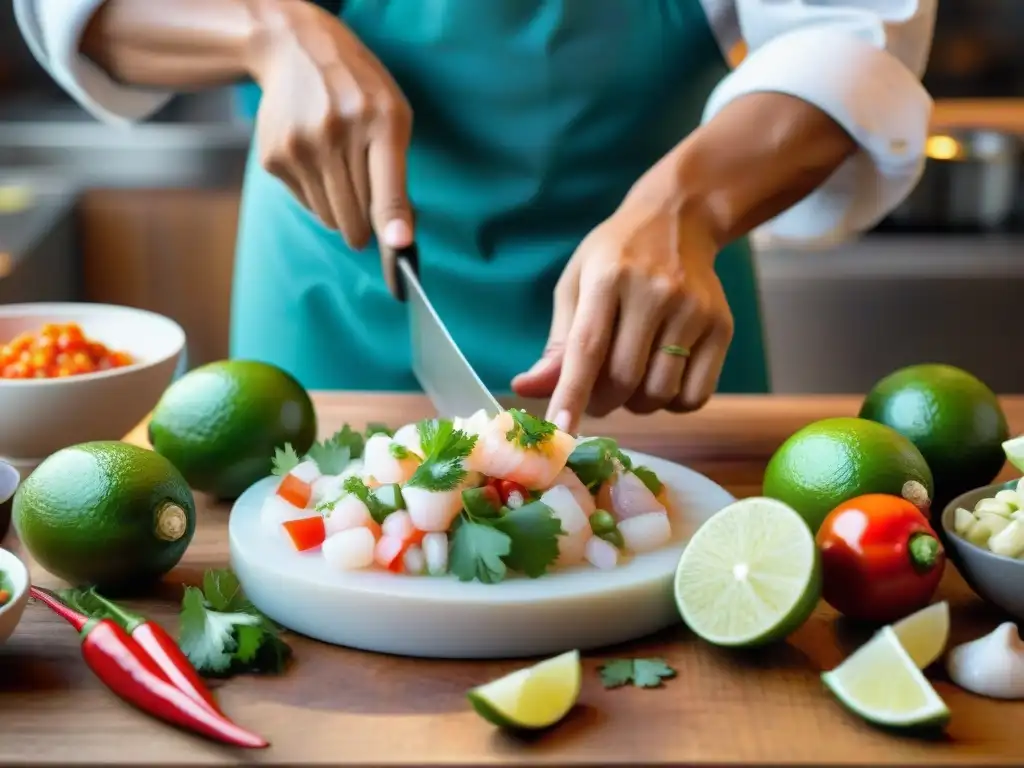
[859,364,1008,508]
[14,441,196,589]
[148,360,316,499]
[763,417,934,533]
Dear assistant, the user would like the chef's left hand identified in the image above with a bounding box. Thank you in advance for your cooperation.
[512,183,734,434]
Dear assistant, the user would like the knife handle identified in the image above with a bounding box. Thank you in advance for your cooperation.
[393,243,420,303]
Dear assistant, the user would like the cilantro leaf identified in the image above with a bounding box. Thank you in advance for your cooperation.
[492,500,563,578]
[598,658,676,689]
[449,519,510,584]
[177,571,292,677]
[307,440,352,475]
[271,444,301,477]
[406,419,477,492]
[323,425,366,461]
[505,409,556,449]
[342,475,394,524]
[567,438,631,489]
[365,422,393,438]
[389,443,413,460]
[632,466,663,495]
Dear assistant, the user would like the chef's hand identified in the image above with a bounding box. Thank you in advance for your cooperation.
[250,0,414,286]
[511,184,734,434]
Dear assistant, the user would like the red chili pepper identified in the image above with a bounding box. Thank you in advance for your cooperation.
[30,587,267,749]
[82,590,223,716]
[816,491,946,624]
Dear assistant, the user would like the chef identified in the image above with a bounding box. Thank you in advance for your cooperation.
[16,0,936,433]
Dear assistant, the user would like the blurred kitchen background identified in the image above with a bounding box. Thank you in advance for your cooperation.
[1,2,1023,392]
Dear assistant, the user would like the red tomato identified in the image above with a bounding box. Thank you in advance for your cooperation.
[277,474,312,508]
[816,492,945,624]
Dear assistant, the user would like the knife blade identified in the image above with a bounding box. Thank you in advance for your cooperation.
[398,254,502,420]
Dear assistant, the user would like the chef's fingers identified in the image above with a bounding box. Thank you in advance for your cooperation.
[296,169,340,233]
[511,264,580,398]
[369,123,414,298]
[347,137,372,236]
[321,143,371,249]
[624,308,706,415]
[669,310,733,413]
[545,270,618,433]
[269,166,312,213]
[587,282,669,418]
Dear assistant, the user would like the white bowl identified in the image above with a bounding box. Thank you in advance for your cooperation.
[230,450,735,659]
[0,548,30,644]
[0,303,185,466]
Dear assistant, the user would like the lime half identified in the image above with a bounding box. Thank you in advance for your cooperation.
[891,602,950,669]
[673,497,821,647]
[467,650,581,729]
[823,627,949,729]
[1003,436,1024,473]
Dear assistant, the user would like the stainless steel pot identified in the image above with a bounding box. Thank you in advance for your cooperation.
[885,128,1022,230]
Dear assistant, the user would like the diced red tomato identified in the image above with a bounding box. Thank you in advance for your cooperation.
[282,516,326,551]
[277,474,312,508]
[0,322,133,379]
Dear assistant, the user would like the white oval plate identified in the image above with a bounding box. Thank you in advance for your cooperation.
[229,450,734,659]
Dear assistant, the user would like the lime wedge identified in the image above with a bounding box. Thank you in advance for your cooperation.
[467,650,581,729]
[823,627,950,729]
[1002,435,1024,473]
[891,601,950,669]
[673,497,821,647]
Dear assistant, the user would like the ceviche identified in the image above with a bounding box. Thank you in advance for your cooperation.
[260,409,674,584]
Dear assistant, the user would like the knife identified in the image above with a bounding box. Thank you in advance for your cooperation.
[397,249,503,420]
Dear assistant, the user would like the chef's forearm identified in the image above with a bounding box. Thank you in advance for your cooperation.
[641,92,858,248]
[80,0,286,88]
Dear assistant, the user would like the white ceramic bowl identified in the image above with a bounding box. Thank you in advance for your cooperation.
[0,549,30,645]
[230,450,736,659]
[0,303,185,470]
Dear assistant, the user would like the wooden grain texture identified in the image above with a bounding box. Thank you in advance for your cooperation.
[4,393,1024,765]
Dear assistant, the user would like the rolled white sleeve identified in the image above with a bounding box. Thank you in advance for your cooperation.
[14,0,173,126]
[701,0,937,246]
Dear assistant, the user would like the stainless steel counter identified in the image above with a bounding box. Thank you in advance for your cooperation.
[0,91,251,190]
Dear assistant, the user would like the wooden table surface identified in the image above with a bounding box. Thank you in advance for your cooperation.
[3,393,1024,765]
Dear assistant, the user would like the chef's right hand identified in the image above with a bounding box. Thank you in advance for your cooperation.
[248,1,414,257]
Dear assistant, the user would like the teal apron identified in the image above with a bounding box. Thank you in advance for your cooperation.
[230,0,769,395]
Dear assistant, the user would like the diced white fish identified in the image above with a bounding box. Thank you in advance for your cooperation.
[322,494,374,536]
[619,511,672,553]
[381,509,416,541]
[323,528,376,571]
[403,544,427,575]
[363,432,421,485]
[290,459,322,484]
[556,527,590,567]
[374,535,406,569]
[260,496,308,535]
[422,532,449,575]
[467,411,577,490]
[453,409,491,437]
[310,459,365,505]
[392,423,423,458]
[597,469,666,521]
[404,486,464,532]
[553,467,596,517]
[585,537,619,570]
[540,485,590,536]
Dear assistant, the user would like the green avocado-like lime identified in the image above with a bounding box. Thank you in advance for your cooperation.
[14,441,196,590]
[148,360,317,499]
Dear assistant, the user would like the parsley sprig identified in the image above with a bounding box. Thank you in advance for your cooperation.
[339,475,394,524]
[598,658,676,689]
[448,500,564,584]
[271,422,398,478]
[505,409,557,449]
[405,419,477,492]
